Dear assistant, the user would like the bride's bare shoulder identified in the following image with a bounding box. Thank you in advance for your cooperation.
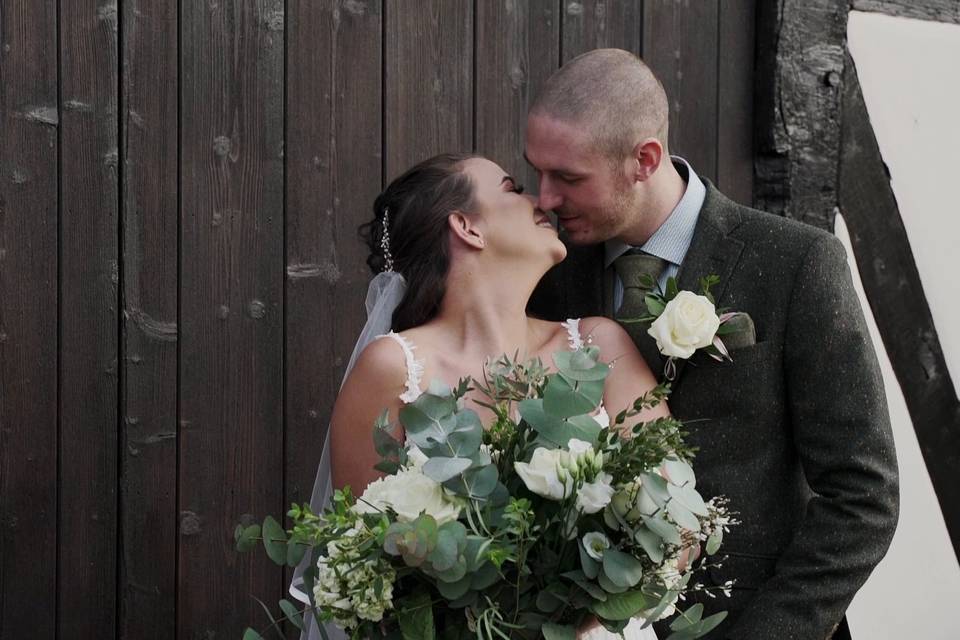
[578,316,637,356]
[345,334,409,390]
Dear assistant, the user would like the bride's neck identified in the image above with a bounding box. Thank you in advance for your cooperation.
[432,268,540,358]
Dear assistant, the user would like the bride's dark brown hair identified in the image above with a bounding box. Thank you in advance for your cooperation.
[360,153,478,332]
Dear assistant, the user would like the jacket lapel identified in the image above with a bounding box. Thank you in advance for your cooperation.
[669,181,745,386]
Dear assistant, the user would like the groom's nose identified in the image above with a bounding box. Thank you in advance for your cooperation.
[536,178,563,211]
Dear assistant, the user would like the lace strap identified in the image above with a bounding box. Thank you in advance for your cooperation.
[561,318,584,350]
[378,332,424,403]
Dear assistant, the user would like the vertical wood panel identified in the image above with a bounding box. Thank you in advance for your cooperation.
[643,0,720,183]
[553,0,643,319]
[475,0,559,188]
[0,1,59,636]
[284,0,382,627]
[119,0,178,637]
[58,0,120,636]
[561,0,642,60]
[717,0,756,205]
[385,0,472,176]
[178,0,284,635]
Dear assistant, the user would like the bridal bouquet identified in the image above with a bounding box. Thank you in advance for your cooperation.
[236,345,734,640]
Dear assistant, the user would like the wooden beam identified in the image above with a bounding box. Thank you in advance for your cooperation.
[838,51,960,561]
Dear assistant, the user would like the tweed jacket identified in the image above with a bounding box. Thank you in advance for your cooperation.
[600,182,900,639]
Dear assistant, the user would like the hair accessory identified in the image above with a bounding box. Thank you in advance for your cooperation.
[381,207,395,272]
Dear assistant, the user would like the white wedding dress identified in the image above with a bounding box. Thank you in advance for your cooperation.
[293,318,656,640]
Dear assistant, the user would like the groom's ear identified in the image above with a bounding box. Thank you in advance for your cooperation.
[448,211,485,249]
[631,138,664,182]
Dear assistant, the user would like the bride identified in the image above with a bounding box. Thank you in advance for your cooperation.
[292,152,669,640]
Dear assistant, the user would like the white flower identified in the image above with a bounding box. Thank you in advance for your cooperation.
[577,472,615,514]
[514,447,575,501]
[567,438,593,457]
[582,531,611,560]
[607,476,660,526]
[405,441,429,469]
[353,468,462,524]
[647,290,720,359]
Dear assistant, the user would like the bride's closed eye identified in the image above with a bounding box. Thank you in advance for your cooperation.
[510,182,525,194]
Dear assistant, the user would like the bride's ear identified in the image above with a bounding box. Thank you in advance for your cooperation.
[448,211,485,249]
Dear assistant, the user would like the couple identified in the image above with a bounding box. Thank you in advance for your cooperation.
[293,49,899,640]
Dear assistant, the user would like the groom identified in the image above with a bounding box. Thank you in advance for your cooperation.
[525,49,899,639]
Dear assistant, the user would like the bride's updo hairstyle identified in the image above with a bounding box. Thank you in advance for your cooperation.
[361,152,479,332]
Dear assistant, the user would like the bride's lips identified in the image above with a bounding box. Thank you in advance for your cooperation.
[535,213,554,228]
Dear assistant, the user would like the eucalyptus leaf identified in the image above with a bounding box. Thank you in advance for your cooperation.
[422,456,472,483]
[579,540,600,579]
[552,351,610,382]
[669,604,704,631]
[597,569,629,594]
[602,549,646,588]
[634,526,665,564]
[666,500,701,532]
[427,527,460,571]
[590,589,656,621]
[639,472,671,505]
[663,459,696,488]
[543,374,603,418]
[542,623,576,640]
[235,524,260,553]
[242,629,264,640]
[468,561,500,590]
[286,541,308,567]
[522,399,603,446]
[706,528,723,555]
[261,516,287,565]
[667,483,709,516]
[642,515,683,545]
[436,568,472,598]
[279,599,304,630]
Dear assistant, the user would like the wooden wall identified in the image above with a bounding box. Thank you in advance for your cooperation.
[0,1,756,637]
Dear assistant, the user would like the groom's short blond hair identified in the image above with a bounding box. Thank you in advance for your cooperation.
[530,49,669,160]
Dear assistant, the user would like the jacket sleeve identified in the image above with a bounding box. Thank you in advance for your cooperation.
[725,233,900,639]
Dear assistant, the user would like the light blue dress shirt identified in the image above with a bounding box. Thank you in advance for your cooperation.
[604,156,705,312]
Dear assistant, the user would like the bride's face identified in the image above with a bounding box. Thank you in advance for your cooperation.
[460,158,567,268]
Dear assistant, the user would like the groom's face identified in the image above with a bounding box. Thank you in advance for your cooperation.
[525,113,636,245]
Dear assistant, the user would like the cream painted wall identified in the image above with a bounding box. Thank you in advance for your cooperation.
[842,11,960,639]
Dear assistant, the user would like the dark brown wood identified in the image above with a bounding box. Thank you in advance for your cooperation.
[119,0,178,637]
[753,0,847,229]
[0,1,58,637]
[178,0,285,636]
[561,0,641,62]
[58,0,120,637]
[717,0,756,206]
[838,52,960,561]
[284,1,382,633]
[852,0,960,24]
[643,0,719,184]
[475,0,559,188]
[385,0,473,176]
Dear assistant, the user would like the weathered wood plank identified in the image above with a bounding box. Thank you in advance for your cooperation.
[561,0,641,60]
[385,0,473,175]
[717,0,756,205]
[643,0,719,183]
[476,0,559,189]
[178,0,285,636]
[754,0,847,228]
[0,1,58,637]
[852,0,960,24]
[119,0,178,637]
[838,52,960,560]
[58,0,120,636]
[284,1,382,634]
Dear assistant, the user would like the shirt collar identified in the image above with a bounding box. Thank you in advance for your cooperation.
[604,156,705,268]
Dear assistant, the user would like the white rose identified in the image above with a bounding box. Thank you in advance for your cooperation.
[514,447,575,501]
[354,468,462,524]
[405,441,429,469]
[577,472,615,514]
[647,290,720,359]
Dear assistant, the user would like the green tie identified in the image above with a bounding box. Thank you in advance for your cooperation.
[613,251,667,365]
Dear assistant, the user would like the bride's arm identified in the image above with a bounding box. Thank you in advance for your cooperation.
[329,337,409,494]
[580,317,670,427]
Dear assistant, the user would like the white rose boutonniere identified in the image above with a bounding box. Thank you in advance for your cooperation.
[624,274,746,379]
[648,290,720,359]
